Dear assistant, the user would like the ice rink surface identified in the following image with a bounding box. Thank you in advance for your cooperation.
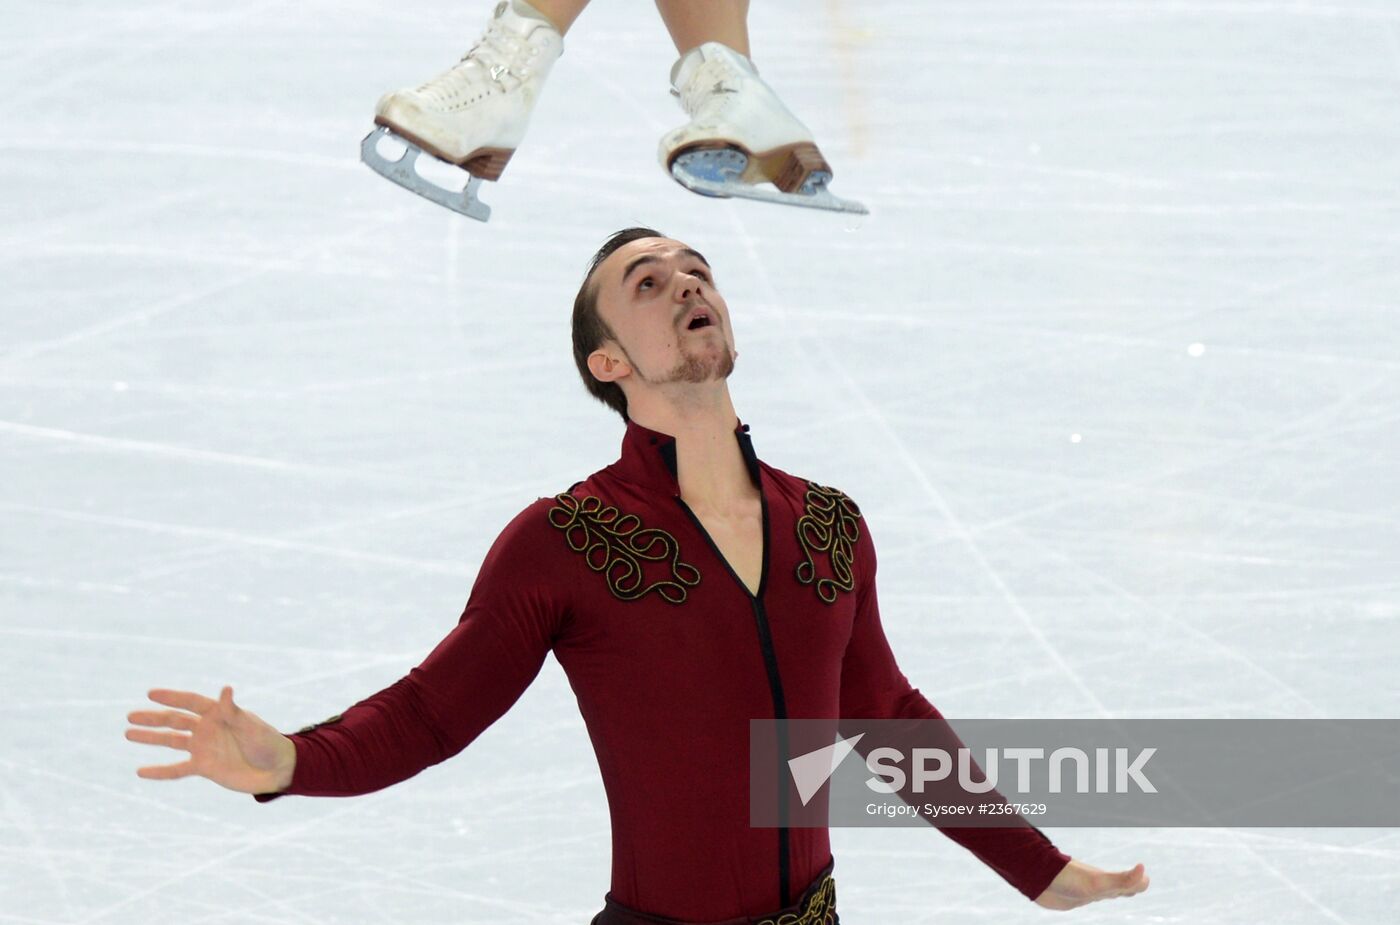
[3,0,1399,921]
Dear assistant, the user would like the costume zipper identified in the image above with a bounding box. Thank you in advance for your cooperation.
[673,493,792,909]
[749,594,792,909]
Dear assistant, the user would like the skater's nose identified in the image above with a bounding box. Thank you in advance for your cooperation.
[673,270,704,302]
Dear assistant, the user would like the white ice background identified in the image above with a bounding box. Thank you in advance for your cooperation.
[2,0,1399,922]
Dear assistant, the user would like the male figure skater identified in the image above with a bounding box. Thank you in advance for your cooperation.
[127,229,1149,922]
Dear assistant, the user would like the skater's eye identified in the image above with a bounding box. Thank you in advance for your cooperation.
[637,276,655,292]
[690,268,710,283]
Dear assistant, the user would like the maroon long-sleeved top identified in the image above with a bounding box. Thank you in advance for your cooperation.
[256,418,1070,919]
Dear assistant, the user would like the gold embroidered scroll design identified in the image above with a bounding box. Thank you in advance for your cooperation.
[755,874,836,925]
[547,493,701,603]
[295,714,342,735]
[794,481,861,604]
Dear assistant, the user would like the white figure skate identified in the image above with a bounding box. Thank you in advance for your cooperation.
[659,42,867,215]
[361,0,563,221]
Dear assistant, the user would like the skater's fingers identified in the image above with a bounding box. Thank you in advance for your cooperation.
[1094,865,1146,901]
[1113,864,1146,888]
[147,689,216,715]
[125,728,193,751]
[1116,866,1149,896]
[136,760,195,780]
[126,709,197,732]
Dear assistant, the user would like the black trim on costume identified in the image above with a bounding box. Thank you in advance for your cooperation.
[658,440,678,479]
[672,484,789,908]
[673,490,768,602]
[752,593,791,909]
[737,425,762,489]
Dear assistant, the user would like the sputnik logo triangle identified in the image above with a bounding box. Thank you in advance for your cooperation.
[788,733,865,806]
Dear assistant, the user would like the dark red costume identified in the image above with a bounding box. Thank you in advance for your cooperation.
[257,419,1070,922]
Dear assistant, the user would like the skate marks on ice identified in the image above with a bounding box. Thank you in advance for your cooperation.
[670,145,869,215]
[361,125,503,222]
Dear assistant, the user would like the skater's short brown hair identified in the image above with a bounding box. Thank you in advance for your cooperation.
[572,226,666,422]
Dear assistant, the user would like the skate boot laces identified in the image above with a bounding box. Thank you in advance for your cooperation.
[414,2,542,107]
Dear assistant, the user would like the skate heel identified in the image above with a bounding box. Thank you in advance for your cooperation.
[769,143,830,193]
[667,141,868,214]
[463,147,513,182]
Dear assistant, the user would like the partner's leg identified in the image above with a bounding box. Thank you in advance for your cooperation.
[653,0,751,57]
[526,0,591,35]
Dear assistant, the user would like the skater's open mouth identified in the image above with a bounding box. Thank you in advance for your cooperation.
[683,309,713,331]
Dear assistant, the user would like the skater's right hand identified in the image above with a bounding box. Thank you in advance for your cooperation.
[1034,859,1149,910]
[126,686,296,795]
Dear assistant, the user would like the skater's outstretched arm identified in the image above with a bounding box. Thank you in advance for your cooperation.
[835,506,1151,908]
[126,498,572,800]
[654,0,751,57]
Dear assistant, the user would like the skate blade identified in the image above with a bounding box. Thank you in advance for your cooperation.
[670,148,869,215]
[360,125,492,222]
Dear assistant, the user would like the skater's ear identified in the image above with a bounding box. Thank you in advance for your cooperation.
[586,347,630,385]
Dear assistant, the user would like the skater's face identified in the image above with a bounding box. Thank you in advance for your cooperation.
[587,237,738,392]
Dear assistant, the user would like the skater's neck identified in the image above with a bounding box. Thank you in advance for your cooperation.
[627,390,757,509]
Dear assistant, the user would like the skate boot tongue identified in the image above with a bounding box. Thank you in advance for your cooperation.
[670,42,757,93]
[459,0,563,82]
[483,0,563,46]
[505,0,556,31]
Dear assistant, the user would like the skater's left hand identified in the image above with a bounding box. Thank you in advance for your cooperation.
[1033,859,1149,910]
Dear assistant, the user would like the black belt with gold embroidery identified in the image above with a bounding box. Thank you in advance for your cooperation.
[589,858,837,925]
